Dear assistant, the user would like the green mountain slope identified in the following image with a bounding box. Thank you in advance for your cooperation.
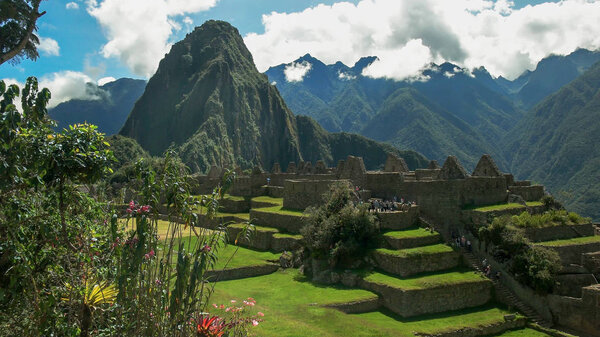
[505,61,600,220]
[362,88,500,169]
[120,20,426,173]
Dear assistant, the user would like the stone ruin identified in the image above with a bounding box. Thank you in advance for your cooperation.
[427,160,440,169]
[338,155,366,182]
[287,162,297,174]
[207,165,222,179]
[315,160,327,174]
[472,154,502,177]
[384,153,409,172]
[437,156,468,180]
[272,162,281,174]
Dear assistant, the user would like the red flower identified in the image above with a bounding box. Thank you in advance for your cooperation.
[202,245,211,253]
[196,316,225,337]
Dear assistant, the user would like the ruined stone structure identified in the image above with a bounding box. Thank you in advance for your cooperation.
[187,153,599,336]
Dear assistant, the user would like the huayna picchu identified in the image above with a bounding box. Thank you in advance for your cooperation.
[119,20,425,173]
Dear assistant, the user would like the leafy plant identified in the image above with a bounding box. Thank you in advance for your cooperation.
[301,181,379,268]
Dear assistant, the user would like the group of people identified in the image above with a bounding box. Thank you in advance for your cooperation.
[367,197,415,213]
[451,231,472,252]
[482,258,501,280]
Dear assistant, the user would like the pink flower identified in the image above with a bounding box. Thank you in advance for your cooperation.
[212,303,218,309]
[202,245,211,253]
[252,320,259,326]
[129,200,135,208]
[126,208,132,214]
[230,300,236,303]
[140,205,151,213]
[257,312,264,317]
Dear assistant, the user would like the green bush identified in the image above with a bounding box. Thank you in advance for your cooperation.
[478,215,560,293]
[512,246,561,293]
[301,181,379,268]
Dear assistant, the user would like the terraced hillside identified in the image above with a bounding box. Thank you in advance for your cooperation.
[153,194,560,337]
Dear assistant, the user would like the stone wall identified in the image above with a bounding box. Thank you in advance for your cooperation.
[220,198,250,213]
[509,185,545,201]
[282,179,341,210]
[415,169,440,181]
[372,249,460,277]
[204,263,279,282]
[249,209,307,234]
[321,298,381,314]
[377,206,419,230]
[547,285,600,336]
[361,278,492,317]
[539,241,600,266]
[524,224,596,242]
[365,172,403,199]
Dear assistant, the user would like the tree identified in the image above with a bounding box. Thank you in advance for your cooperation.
[0,0,46,66]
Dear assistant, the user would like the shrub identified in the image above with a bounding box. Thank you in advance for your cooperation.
[541,195,564,210]
[301,181,379,268]
[512,246,561,293]
[478,215,560,293]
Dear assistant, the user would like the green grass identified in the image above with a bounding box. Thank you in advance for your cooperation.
[525,201,544,207]
[229,223,279,233]
[216,210,250,220]
[210,269,516,337]
[537,235,600,247]
[383,227,440,240]
[273,233,303,240]
[169,235,280,269]
[251,196,284,206]
[376,244,454,258]
[254,205,306,217]
[495,328,552,337]
[223,194,247,202]
[362,269,489,290]
[468,203,526,212]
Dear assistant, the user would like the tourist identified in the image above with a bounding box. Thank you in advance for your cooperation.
[266,177,271,185]
[460,236,466,247]
[485,265,491,278]
[482,258,488,268]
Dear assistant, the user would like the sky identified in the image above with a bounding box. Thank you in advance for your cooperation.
[2,0,600,107]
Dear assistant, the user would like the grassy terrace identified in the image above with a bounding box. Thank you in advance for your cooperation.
[229,222,279,233]
[222,194,247,202]
[362,269,488,290]
[376,244,454,257]
[212,270,517,337]
[526,201,544,207]
[467,203,526,212]
[537,235,600,247]
[273,233,303,239]
[251,196,284,206]
[170,235,280,269]
[383,227,441,240]
[254,205,306,217]
[496,328,552,337]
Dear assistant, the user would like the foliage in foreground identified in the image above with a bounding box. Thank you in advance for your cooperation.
[0,78,258,336]
[301,181,379,269]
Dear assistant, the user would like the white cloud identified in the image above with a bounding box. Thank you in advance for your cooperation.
[87,0,217,78]
[2,72,104,108]
[66,2,79,10]
[284,61,312,82]
[38,37,60,56]
[338,72,356,80]
[245,0,600,80]
[183,16,194,25]
[97,76,116,86]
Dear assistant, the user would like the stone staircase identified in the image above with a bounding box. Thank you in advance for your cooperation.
[461,248,553,328]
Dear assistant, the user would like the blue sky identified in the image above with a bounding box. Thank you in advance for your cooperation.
[4,0,599,107]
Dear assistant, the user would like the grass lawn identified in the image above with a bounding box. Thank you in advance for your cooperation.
[362,268,489,290]
[375,244,454,257]
[273,233,303,240]
[384,227,440,240]
[229,222,279,233]
[254,205,306,217]
[537,235,600,247]
[251,196,284,206]
[495,328,552,337]
[170,235,280,269]
[118,218,211,238]
[222,194,247,202]
[210,269,517,337]
[467,203,526,212]
[525,201,544,207]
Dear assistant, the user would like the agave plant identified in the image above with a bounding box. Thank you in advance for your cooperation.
[63,276,118,337]
[195,315,225,337]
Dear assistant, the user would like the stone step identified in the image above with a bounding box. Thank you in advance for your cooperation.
[372,244,460,277]
[358,269,493,317]
[226,223,302,252]
[383,227,442,249]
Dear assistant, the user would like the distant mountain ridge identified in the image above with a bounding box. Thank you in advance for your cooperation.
[119,20,427,173]
[49,78,146,135]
